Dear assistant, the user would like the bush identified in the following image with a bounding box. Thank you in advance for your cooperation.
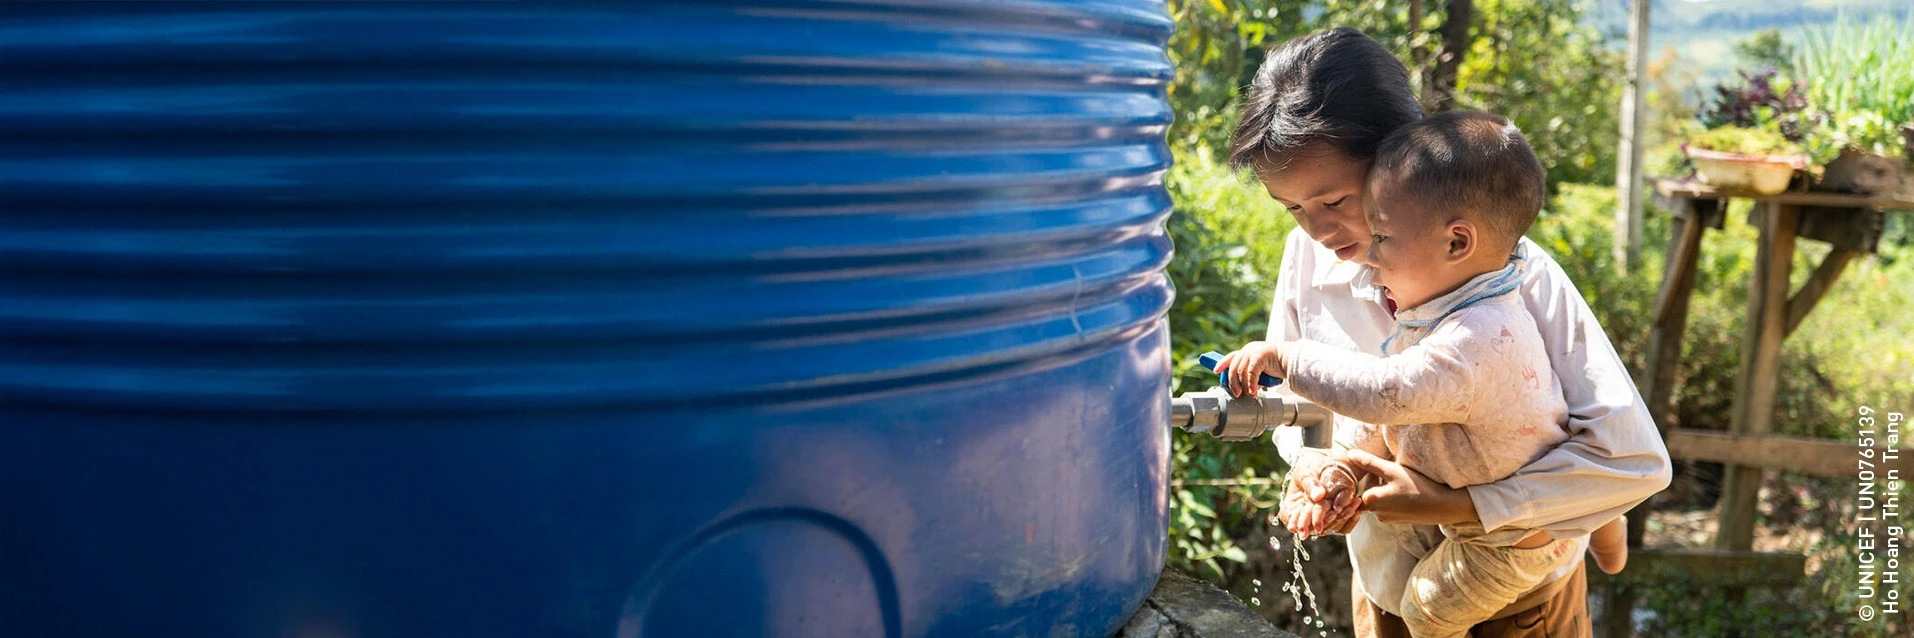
[1163,149,1297,581]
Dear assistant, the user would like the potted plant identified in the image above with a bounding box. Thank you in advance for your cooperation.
[1684,126,1808,196]
[1794,16,1913,195]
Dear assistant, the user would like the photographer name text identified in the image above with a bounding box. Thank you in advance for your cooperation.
[1857,406,1903,622]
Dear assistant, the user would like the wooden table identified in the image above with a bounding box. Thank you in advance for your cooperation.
[1639,179,1911,551]
[1598,179,1912,638]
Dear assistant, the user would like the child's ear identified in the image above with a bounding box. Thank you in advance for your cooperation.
[1446,220,1476,263]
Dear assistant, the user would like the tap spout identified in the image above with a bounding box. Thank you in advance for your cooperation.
[1169,387,1334,447]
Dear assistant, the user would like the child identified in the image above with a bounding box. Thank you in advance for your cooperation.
[1216,111,1628,638]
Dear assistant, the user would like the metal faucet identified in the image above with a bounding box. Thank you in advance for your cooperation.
[1169,386,1335,446]
[1168,352,1335,447]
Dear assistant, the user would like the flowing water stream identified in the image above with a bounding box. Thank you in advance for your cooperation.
[1269,517,1331,637]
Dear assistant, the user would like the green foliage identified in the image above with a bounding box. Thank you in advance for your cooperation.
[1644,49,1708,178]
[1686,125,1803,157]
[1733,28,1795,73]
[1287,0,1625,186]
[1693,15,1911,166]
[1795,15,1914,159]
[1163,148,1296,580]
[1697,67,1819,160]
[1164,0,1623,188]
[1164,0,1312,156]
[1165,150,1293,393]
[1452,0,1623,186]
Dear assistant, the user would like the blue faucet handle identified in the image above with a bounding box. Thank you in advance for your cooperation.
[1198,351,1281,389]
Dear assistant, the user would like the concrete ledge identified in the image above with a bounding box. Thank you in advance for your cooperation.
[1118,569,1298,638]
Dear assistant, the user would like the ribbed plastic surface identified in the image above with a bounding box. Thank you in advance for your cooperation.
[0,3,1175,636]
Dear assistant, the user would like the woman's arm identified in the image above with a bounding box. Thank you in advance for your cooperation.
[1457,241,1672,536]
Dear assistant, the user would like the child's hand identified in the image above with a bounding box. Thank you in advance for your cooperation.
[1288,463,1362,538]
[1212,341,1290,398]
[1313,463,1364,534]
[1278,454,1365,538]
[1288,498,1340,540]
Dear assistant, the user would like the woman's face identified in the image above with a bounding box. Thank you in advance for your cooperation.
[1253,144,1374,262]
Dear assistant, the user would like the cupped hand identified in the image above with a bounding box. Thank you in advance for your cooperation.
[1276,453,1364,538]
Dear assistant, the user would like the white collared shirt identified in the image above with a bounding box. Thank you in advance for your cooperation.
[1265,227,1672,616]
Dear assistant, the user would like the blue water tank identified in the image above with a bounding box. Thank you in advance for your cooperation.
[0,3,1175,636]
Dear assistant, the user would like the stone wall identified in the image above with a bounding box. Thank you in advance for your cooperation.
[1117,569,1298,638]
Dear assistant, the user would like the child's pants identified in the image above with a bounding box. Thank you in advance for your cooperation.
[1398,536,1581,638]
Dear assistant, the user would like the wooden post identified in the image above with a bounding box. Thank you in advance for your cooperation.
[1612,0,1650,268]
[1717,202,1800,551]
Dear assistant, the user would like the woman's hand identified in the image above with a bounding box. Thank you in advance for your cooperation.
[1337,448,1480,527]
[1213,341,1292,398]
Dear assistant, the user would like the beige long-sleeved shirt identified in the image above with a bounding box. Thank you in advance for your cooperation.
[1265,228,1671,617]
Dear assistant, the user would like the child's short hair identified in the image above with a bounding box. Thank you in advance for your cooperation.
[1368,111,1546,252]
[1228,28,1423,170]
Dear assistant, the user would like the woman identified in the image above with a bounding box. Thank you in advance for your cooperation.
[1227,28,1671,638]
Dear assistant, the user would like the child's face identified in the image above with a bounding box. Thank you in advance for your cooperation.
[1362,187,1461,311]
[1254,144,1374,263]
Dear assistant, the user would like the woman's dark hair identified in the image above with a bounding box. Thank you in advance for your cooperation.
[1228,28,1424,171]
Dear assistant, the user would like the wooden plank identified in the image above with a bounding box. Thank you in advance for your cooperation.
[1665,428,1911,478]
[1652,187,1725,228]
[1651,209,1706,328]
[1784,248,1858,337]
[1718,202,1799,552]
[1654,178,1914,210]
[1769,191,1914,211]
[1587,548,1805,588]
